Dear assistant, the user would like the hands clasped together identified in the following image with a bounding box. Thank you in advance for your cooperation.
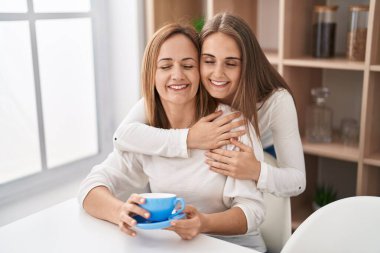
[189,110,261,181]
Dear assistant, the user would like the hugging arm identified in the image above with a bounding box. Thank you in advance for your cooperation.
[113,99,190,158]
[114,99,246,157]
[206,92,306,197]
[257,91,306,197]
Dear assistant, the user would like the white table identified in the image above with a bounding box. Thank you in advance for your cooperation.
[0,199,258,253]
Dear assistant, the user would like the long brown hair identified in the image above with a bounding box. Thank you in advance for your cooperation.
[141,23,217,129]
[200,13,293,136]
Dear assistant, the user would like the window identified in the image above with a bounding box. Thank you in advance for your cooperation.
[0,0,112,202]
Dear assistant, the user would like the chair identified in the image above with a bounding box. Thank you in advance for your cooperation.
[260,152,292,253]
[281,196,380,253]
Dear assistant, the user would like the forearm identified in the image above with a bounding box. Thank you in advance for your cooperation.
[202,207,247,235]
[113,98,189,158]
[83,186,124,225]
[114,123,189,158]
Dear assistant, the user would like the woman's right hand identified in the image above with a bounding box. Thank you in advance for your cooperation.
[187,111,246,150]
[117,193,150,237]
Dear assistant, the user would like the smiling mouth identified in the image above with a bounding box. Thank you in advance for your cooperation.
[210,79,229,87]
[168,84,190,90]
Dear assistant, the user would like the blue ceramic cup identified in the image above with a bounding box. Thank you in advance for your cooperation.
[139,193,185,222]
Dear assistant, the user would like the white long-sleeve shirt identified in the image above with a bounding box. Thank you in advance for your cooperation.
[256,89,306,196]
[79,104,266,252]
[113,89,306,197]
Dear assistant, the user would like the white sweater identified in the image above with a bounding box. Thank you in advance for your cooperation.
[78,104,267,252]
[113,89,306,197]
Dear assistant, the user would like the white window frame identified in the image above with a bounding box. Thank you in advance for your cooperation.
[0,0,113,205]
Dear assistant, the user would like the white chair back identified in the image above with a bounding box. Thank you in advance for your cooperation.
[260,152,292,253]
[281,196,380,253]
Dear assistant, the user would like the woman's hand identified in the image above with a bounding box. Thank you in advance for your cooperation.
[166,205,206,240]
[187,111,246,150]
[117,193,150,237]
[205,138,261,181]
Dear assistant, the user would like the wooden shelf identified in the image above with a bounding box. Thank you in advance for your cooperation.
[302,138,359,162]
[370,65,380,72]
[283,56,365,71]
[264,49,279,64]
[364,152,380,167]
[291,204,313,230]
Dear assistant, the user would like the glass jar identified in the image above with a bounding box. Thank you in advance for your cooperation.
[306,87,333,143]
[347,5,369,61]
[312,5,338,58]
[340,118,359,146]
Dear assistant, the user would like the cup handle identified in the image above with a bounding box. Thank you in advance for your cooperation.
[173,198,185,214]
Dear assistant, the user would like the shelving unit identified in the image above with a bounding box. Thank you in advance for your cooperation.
[302,139,359,162]
[145,0,380,231]
[145,0,204,39]
[364,153,380,167]
[283,57,366,70]
[264,50,280,64]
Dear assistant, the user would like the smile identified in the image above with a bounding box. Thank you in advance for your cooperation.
[168,84,189,90]
[210,79,229,87]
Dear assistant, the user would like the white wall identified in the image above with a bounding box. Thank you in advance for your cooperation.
[109,0,145,125]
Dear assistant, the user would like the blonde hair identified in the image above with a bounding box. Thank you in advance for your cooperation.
[141,23,217,129]
[200,13,293,136]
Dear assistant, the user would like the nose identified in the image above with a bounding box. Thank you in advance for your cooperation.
[171,64,185,81]
[213,63,225,79]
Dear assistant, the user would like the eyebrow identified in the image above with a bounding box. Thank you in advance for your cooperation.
[158,57,196,62]
[201,53,241,61]
[158,58,172,62]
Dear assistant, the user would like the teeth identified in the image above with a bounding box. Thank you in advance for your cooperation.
[169,84,188,90]
[211,80,228,86]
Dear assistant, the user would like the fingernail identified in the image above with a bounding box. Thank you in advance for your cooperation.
[132,233,136,237]
[144,213,150,218]
[132,220,137,225]
[140,198,145,204]
[171,222,176,226]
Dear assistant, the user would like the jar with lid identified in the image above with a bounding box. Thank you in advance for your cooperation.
[312,5,339,58]
[306,87,333,143]
[347,5,369,61]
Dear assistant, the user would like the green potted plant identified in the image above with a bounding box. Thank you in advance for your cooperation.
[192,17,205,32]
[313,185,337,211]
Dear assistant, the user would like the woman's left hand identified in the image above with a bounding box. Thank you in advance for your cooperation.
[205,138,261,181]
[166,205,205,240]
